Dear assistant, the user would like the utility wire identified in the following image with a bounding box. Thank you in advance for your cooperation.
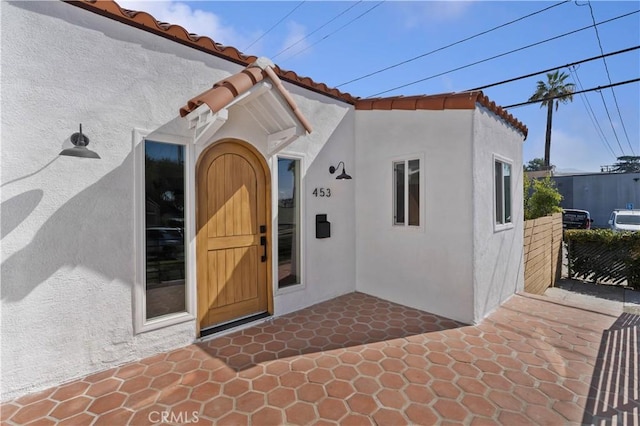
[367,9,639,98]
[279,1,385,63]
[272,1,363,59]
[243,1,306,51]
[336,1,570,88]
[463,45,638,160]
[585,1,635,155]
[502,78,640,108]
[569,65,619,159]
[597,89,627,157]
[467,46,639,91]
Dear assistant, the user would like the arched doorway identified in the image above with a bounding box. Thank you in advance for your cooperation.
[196,140,272,334]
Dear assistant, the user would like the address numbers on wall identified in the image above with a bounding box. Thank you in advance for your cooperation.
[312,188,331,197]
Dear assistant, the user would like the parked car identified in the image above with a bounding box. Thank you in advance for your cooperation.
[562,209,593,229]
[146,227,184,259]
[608,209,640,232]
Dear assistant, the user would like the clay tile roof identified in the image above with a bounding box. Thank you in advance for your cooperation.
[66,0,526,138]
[179,59,313,134]
[67,0,358,104]
[356,92,528,139]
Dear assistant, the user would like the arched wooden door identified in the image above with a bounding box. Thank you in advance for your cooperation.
[196,141,271,333]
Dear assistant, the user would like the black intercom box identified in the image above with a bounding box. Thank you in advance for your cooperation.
[316,214,331,238]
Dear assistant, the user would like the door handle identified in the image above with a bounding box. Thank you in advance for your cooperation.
[260,236,267,262]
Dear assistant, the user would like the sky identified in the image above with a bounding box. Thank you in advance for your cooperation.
[118,0,640,173]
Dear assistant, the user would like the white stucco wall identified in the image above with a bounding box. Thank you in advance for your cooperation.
[208,89,356,316]
[1,1,355,400]
[471,107,525,323]
[355,109,475,324]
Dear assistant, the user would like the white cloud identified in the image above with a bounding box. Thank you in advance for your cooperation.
[276,21,311,59]
[117,1,246,48]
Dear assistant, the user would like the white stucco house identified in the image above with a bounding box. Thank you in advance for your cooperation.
[1,0,528,400]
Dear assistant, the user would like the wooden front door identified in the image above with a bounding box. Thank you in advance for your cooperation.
[196,141,271,333]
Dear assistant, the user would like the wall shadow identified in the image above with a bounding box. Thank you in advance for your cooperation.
[1,190,44,239]
[195,292,466,372]
[1,153,134,301]
[582,312,640,424]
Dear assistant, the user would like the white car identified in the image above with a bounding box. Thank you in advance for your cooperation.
[608,210,640,232]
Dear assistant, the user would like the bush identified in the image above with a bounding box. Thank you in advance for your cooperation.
[524,176,562,220]
[565,229,640,290]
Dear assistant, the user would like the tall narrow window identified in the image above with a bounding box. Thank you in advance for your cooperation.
[278,158,301,288]
[394,159,420,227]
[495,159,512,225]
[145,141,186,319]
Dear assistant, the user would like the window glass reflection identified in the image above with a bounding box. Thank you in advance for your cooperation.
[145,141,186,319]
[278,158,300,288]
[394,162,405,225]
[408,159,420,226]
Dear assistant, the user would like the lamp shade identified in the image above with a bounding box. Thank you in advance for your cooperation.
[329,161,352,180]
[59,146,101,159]
[59,124,101,159]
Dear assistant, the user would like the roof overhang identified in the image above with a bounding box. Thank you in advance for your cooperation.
[179,57,312,155]
[183,80,305,154]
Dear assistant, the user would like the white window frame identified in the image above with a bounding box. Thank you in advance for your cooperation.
[494,154,514,232]
[133,129,196,334]
[391,154,424,230]
[273,153,306,294]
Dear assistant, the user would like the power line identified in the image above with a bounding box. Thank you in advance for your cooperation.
[272,1,363,59]
[367,9,639,98]
[502,78,640,108]
[279,1,385,63]
[597,89,627,157]
[569,66,619,159]
[460,45,638,160]
[467,46,639,91]
[585,1,635,155]
[243,1,306,52]
[336,1,571,88]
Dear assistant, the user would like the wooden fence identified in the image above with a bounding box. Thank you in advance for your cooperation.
[523,212,563,294]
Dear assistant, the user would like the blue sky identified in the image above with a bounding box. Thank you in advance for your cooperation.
[119,1,639,173]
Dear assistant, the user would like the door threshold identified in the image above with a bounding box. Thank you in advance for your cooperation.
[199,312,271,339]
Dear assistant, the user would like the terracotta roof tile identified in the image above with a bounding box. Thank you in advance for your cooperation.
[356,92,528,138]
[179,59,313,134]
[65,0,526,138]
[66,0,358,104]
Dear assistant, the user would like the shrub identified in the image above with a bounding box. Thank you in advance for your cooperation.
[565,229,640,290]
[524,176,563,220]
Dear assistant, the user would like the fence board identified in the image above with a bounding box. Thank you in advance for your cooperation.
[524,213,562,295]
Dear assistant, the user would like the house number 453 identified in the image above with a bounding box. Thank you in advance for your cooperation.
[312,188,331,197]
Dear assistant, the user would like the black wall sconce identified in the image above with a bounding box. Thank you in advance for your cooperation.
[59,124,101,159]
[329,161,352,180]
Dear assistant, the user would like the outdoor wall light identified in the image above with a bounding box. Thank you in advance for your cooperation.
[329,161,352,180]
[59,124,101,159]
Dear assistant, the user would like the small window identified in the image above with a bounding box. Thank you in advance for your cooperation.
[145,141,186,319]
[278,157,301,288]
[495,159,512,225]
[394,159,420,227]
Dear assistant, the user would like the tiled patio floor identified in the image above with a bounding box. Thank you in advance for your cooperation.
[2,291,638,425]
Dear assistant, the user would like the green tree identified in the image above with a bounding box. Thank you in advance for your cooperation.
[524,176,563,220]
[528,70,575,168]
[611,156,640,173]
[524,157,549,171]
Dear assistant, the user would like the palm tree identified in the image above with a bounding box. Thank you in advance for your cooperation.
[528,70,575,168]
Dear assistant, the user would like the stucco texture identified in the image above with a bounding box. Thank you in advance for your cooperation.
[355,109,476,324]
[1,1,355,400]
[472,107,525,323]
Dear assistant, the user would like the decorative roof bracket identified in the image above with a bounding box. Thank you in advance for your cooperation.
[184,105,228,146]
